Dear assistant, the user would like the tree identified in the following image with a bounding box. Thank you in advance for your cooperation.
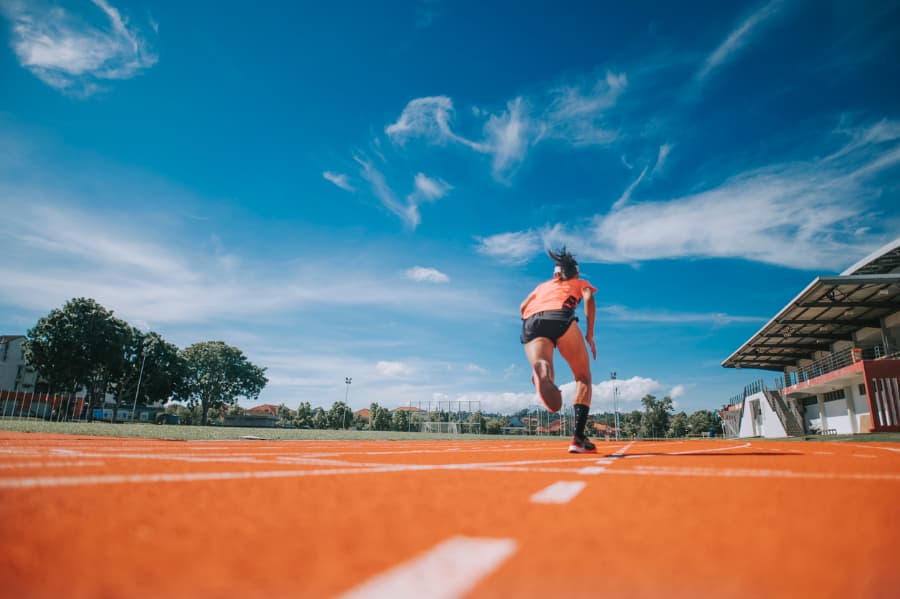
[391,409,410,432]
[372,405,392,431]
[640,395,673,438]
[174,341,267,426]
[328,401,352,429]
[621,410,642,438]
[688,410,718,436]
[276,404,293,427]
[26,298,129,421]
[294,402,312,428]
[668,411,689,438]
[351,411,369,430]
[110,329,184,422]
[311,407,328,429]
[467,411,485,434]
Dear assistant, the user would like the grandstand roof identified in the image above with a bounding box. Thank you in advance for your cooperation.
[841,237,900,276]
[722,274,900,371]
[722,238,900,372]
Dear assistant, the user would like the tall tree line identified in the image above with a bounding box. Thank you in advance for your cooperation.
[25,298,267,425]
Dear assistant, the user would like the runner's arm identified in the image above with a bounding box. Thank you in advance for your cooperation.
[520,292,536,317]
[583,287,596,359]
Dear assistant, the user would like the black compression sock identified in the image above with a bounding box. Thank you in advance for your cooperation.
[574,404,589,438]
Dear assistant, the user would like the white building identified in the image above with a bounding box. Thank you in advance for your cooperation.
[0,335,41,392]
[0,334,158,421]
[721,239,900,437]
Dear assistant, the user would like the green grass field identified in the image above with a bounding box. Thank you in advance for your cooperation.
[0,419,518,441]
[2,419,899,442]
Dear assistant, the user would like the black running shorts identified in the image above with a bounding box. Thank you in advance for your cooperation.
[520,310,578,346]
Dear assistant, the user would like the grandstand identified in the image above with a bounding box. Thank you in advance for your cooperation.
[722,238,900,437]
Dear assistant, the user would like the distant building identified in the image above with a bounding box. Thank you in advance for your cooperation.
[0,335,41,392]
[246,404,292,417]
[223,413,278,428]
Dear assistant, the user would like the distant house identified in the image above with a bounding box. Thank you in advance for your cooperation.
[593,423,621,438]
[245,404,292,417]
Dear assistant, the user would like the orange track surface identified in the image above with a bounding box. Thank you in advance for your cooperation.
[1,432,898,598]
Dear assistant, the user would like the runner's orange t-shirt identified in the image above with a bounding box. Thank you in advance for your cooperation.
[522,277,596,320]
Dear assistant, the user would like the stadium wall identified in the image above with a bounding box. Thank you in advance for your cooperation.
[738,392,787,438]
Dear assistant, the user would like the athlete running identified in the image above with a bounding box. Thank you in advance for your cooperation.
[520,247,597,453]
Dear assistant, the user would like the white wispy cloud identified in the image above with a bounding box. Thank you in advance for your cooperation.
[385,96,477,148]
[541,70,625,146]
[475,230,542,264]
[480,123,900,271]
[483,97,534,180]
[354,157,451,228]
[375,360,415,378]
[599,305,765,325]
[651,143,672,177]
[695,0,786,83]
[2,0,158,95]
[405,266,449,284]
[612,165,648,210]
[0,191,514,326]
[323,171,355,192]
[384,71,625,181]
[559,376,675,409]
[408,172,452,208]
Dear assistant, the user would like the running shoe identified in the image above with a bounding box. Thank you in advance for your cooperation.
[532,373,562,413]
[568,435,597,454]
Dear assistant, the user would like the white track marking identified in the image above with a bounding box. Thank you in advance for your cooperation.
[0,458,592,489]
[530,481,586,504]
[612,441,635,456]
[610,465,900,481]
[335,536,516,599]
[0,461,103,469]
[577,466,606,475]
[0,465,440,489]
[666,442,752,455]
[845,444,900,454]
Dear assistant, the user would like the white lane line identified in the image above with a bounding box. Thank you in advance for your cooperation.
[0,461,103,469]
[0,465,435,489]
[612,441,635,457]
[595,459,615,465]
[611,465,900,481]
[666,443,753,455]
[530,481,586,504]
[335,536,516,599]
[577,466,606,475]
[844,444,900,454]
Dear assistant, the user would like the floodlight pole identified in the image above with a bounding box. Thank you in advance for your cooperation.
[611,371,619,440]
[344,377,352,429]
[130,350,148,422]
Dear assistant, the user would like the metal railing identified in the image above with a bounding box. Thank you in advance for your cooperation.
[783,347,858,387]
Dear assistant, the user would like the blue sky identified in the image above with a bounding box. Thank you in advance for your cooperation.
[1,0,899,415]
